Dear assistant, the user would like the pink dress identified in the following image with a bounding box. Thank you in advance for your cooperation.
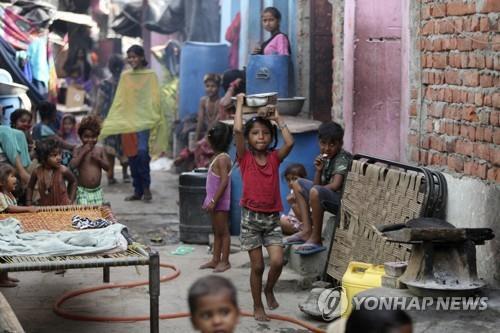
[202,153,232,212]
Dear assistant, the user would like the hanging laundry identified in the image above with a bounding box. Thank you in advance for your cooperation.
[0,7,32,50]
[27,34,49,97]
[225,12,241,69]
[0,36,44,105]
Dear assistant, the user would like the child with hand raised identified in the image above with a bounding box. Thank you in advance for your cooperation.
[234,93,294,321]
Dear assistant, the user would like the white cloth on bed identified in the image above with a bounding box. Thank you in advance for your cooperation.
[0,218,128,256]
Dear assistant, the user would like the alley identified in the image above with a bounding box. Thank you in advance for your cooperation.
[1,165,325,333]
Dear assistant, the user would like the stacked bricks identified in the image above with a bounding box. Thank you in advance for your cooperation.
[408,0,500,183]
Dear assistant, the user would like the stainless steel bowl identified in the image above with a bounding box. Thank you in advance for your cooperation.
[245,92,277,107]
[277,97,306,116]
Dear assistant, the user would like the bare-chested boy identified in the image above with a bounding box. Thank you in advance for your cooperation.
[70,116,110,205]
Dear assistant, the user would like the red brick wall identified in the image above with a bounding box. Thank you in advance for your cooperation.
[408,0,500,182]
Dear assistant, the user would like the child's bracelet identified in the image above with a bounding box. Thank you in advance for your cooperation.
[278,123,288,130]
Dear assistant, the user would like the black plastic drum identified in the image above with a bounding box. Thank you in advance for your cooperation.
[178,169,211,244]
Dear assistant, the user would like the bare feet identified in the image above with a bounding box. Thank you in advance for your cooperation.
[0,279,17,288]
[265,289,279,310]
[254,305,269,321]
[213,262,231,273]
[199,261,218,269]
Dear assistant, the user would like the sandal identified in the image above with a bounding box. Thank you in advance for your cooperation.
[284,235,307,246]
[124,194,142,201]
[295,243,326,255]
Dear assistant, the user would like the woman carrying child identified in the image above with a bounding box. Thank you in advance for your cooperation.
[26,139,77,206]
[0,163,37,287]
[252,7,291,56]
[199,122,233,273]
[234,93,294,321]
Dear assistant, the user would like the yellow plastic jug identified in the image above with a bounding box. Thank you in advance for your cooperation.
[341,261,385,316]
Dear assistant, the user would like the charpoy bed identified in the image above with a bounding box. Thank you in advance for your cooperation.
[0,205,160,333]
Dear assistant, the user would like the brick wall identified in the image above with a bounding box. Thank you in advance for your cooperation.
[408,0,500,182]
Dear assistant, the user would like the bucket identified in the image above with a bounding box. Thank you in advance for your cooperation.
[341,261,385,316]
[178,169,211,244]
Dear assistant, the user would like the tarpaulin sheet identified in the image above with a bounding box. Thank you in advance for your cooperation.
[0,36,44,105]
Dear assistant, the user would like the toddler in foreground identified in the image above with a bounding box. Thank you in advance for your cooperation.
[188,275,240,333]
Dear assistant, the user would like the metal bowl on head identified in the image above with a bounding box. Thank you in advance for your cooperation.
[245,92,278,107]
[277,97,306,116]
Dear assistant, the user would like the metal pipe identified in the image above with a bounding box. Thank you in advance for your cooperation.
[149,251,160,333]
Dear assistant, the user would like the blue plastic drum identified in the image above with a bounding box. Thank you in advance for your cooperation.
[179,42,229,120]
[246,55,290,98]
[0,96,21,126]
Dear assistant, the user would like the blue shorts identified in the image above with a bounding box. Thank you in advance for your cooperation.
[297,178,341,214]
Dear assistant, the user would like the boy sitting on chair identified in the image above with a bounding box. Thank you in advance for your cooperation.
[285,122,352,255]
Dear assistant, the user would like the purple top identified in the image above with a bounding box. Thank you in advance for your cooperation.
[202,153,231,212]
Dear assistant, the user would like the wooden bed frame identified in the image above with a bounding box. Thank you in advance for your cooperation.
[0,205,161,333]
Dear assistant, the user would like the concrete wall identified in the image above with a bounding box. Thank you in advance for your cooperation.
[331,0,346,124]
[295,0,311,117]
[443,173,500,288]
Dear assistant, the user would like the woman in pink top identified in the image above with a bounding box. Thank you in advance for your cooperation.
[252,7,291,56]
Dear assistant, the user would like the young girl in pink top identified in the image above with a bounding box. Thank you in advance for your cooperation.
[253,7,291,56]
[200,122,233,273]
[234,94,294,321]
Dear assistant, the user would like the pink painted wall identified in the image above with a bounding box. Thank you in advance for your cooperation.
[352,0,402,161]
[400,0,410,163]
[343,0,356,152]
[342,0,410,162]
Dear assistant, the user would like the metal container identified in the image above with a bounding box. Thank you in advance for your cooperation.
[178,169,211,244]
[277,97,306,116]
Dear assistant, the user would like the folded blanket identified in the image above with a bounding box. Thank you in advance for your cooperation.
[0,218,128,256]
